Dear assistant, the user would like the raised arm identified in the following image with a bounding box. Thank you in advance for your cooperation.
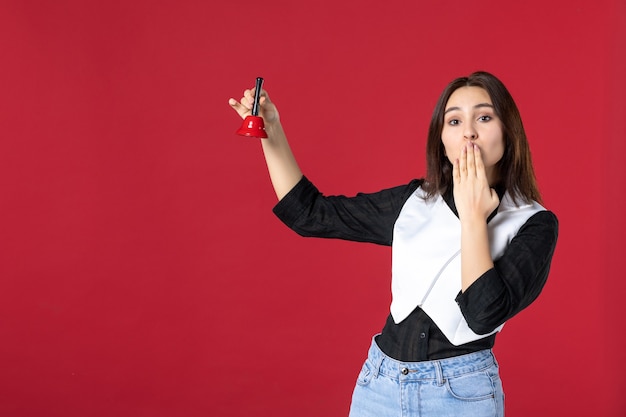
[453,143,500,292]
[229,86,302,200]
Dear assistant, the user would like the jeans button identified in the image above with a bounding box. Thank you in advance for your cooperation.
[401,367,409,375]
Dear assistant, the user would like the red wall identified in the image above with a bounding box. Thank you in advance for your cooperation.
[1,1,624,416]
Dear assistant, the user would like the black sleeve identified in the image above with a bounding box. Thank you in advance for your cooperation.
[455,210,559,334]
[272,176,423,246]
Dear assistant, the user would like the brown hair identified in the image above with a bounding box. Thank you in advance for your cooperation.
[422,71,542,205]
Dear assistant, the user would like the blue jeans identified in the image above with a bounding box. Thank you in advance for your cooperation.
[348,337,505,417]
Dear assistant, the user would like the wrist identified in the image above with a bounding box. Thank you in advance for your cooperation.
[263,119,282,134]
[459,213,488,226]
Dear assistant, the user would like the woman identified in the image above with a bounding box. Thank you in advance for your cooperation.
[228,71,558,417]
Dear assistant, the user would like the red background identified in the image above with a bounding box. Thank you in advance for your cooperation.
[1,1,624,416]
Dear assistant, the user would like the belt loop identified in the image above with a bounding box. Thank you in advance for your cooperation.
[371,338,385,378]
[490,349,498,367]
[434,361,444,386]
[372,349,384,378]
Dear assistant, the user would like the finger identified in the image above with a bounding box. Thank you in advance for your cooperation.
[242,89,255,107]
[466,143,476,177]
[458,145,468,178]
[253,89,273,109]
[236,96,251,111]
[228,98,252,119]
[488,188,501,212]
[244,87,273,110]
[490,188,500,204]
[452,157,460,184]
[473,144,487,180]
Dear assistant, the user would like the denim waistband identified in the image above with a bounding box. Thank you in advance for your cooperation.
[366,335,497,382]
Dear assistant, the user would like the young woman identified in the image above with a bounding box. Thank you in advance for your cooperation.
[228,71,558,417]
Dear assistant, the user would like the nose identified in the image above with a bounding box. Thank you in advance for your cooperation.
[464,125,477,141]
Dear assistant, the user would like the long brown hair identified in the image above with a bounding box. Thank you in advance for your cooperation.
[422,71,542,205]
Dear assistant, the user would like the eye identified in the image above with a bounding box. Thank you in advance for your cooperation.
[447,119,460,126]
[478,115,492,122]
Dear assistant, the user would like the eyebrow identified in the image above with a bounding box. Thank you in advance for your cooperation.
[444,103,495,114]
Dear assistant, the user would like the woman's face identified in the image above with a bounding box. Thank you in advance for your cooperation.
[441,86,505,185]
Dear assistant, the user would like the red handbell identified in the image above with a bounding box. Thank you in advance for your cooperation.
[236,77,268,139]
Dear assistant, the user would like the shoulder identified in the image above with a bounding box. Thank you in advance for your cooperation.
[354,178,424,208]
[357,178,423,195]
[516,210,559,248]
[527,210,558,229]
